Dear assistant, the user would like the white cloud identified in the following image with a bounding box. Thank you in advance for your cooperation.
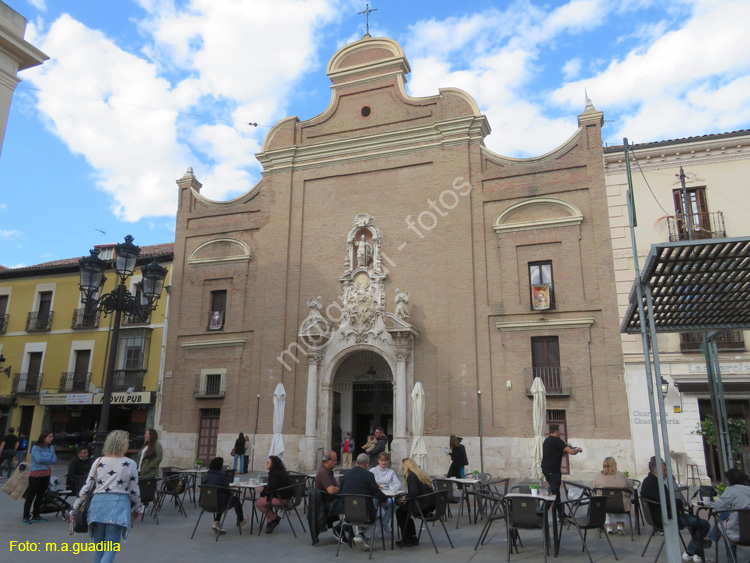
[562,58,582,80]
[0,229,22,238]
[27,0,47,11]
[25,0,339,221]
[0,204,7,212]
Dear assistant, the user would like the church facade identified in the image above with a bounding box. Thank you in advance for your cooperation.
[159,36,633,478]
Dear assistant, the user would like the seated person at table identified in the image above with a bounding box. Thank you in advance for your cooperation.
[315,450,341,526]
[337,453,388,550]
[66,446,92,495]
[395,457,436,548]
[592,456,632,534]
[202,457,249,533]
[641,456,710,563]
[710,468,750,562]
[370,452,400,535]
[256,455,294,534]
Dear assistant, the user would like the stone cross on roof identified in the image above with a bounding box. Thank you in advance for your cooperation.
[358,3,377,37]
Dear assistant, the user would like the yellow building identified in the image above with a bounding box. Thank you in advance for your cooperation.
[0,241,172,458]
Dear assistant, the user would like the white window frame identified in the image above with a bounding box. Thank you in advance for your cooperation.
[199,368,226,397]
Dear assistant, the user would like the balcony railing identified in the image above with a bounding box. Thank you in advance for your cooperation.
[667,212,725,242]
[123,312,150,326]
[193,373,226,399]
[0,314,8,333]
[71,308,100,329]
[26,311,53,331]
[12,373,42,394]
[112,369,145,392]
[524,367,572,396]
[680,330,745,353]
[59,372,92,393]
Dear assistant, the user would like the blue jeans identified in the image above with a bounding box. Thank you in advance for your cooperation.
[680,513,710,555]
[90,522,124,563]
[374,498,393,532]
[233,454,242,471]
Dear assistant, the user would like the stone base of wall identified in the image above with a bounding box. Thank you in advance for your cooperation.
[159,430,637,479]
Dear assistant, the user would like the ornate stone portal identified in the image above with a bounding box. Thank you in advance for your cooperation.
[298,214,418,469]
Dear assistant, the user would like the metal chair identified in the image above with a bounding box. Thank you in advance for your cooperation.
[152,473,188,524]
[433,478,471,526]
[640,497,688,562]
[562,481,593,521]
[474,490,506,550]
[505,495,548,563]
[335,494,385,560]
[595,487,635,540]
[712,508,750,563]
[412,490,454,554]
[257,483,306,537]
[564,495,618,563]
[190,485,235,542]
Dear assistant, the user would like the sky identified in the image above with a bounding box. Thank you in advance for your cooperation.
[1,0,749,268]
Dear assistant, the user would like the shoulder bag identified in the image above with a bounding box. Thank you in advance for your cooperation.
[73,459,102,534]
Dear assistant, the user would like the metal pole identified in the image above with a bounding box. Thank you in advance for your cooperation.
[250,393,260,472]
[711,339,734,470]
[477,389,484,473]
[624,138,681,563]
[703,336,733,479]
[96,283,124,455]
[679,166,693,239]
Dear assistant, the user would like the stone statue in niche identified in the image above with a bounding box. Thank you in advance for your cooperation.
[394,288,410,320]
[306,296,324,321]
[356,234,372,268]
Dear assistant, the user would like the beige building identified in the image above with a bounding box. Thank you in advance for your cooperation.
[160,36,631,477]
[0,242,173,455]
[0,1,48,155]
[604,129,750,482]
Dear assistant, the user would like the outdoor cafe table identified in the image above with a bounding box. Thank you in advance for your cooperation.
[230,481,267,534]
[504,492,560,558]
[174,468,209,507]
[446,476,481,528]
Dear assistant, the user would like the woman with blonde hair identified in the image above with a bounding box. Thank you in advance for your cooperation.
[592,456,632,534]
[71,430,141,562]
[395,458,435,548]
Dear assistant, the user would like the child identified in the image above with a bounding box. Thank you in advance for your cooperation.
[362,434,377,453]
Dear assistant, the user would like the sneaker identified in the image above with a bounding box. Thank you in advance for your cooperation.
[692,555,709,563]
[353,534,370,551]
[604,523,613,534]
[21,518,31,525]
[616,523,626,535]
[211,522,226,534]
[30,517,47,523]
[239,515,250,529]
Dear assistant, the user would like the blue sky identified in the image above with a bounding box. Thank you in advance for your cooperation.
[2,0,749,268]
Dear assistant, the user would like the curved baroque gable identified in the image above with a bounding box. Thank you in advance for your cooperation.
[494,198,583,233]
[188,238,253,265]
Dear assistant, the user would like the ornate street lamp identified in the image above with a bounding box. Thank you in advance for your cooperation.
[79,235,167,453]
[660,376,670,398]
[0,353,11,378]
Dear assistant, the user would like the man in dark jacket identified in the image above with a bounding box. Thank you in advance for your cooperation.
[368,427,388,469]
[66,446,92,494]
[0,427,18,478]
[641,456,709,562]
[339,453,388,550]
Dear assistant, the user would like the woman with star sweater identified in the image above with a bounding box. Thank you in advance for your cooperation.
[71,430,141,562]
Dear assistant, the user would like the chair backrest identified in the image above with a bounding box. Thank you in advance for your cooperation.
[139,478,158,504]
[198,485,222,513]
[476,491,504,520]
[162,474,184,494]
[476,472,492,485]
[640,497,662,532]
[737,510,750,546]
[585,496,609,528]
[692,484,716,500]
[595,487,628,514]
[510,484,531,494]
[223,468,236,482]
[563,480,592,502]
[343,494,372,526]
[434,479,459,503]
[507,497,540,529]
[485,478,510,496]
[432,490,450,520]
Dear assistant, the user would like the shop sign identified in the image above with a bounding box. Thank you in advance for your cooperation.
[92,392,153,405]
[39,393,93,405]
[687,362,750,374]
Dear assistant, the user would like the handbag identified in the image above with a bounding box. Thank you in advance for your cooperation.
[231,448,236,457]
[73,459,101,534]
[2,462,30,500]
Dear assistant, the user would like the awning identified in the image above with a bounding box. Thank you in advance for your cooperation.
[621,237,750,334]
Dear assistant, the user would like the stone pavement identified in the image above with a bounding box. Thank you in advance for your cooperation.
[0,465,737,563]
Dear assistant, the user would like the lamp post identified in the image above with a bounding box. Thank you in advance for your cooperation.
[0,353,11,377]
[660,376,670,398]
[79,235,167,453]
